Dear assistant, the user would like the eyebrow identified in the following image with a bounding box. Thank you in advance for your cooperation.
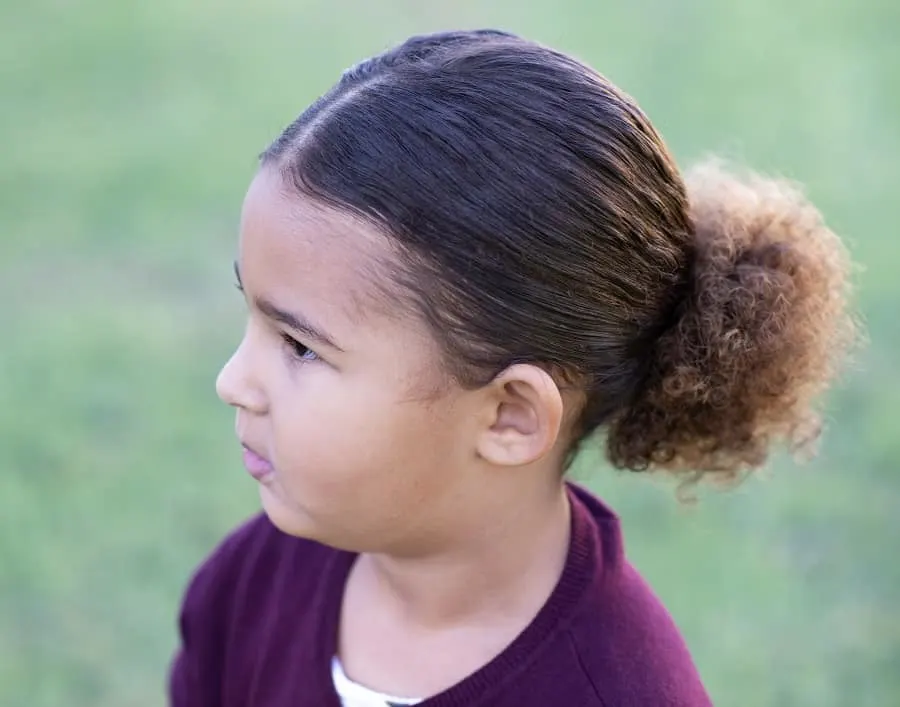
[234,261,345,353]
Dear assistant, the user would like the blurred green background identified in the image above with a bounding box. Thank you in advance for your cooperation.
[2,1,898,705]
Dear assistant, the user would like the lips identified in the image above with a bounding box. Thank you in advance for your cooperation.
[241,444,274,481]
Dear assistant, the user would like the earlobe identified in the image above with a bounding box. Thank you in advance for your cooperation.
[476,364,564,467]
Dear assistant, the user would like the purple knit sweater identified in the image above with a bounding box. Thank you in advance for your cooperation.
[170,484,712,706]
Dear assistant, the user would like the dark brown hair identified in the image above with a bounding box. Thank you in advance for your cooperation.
[262,30,856,483]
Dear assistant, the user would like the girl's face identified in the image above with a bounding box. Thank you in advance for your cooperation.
[216,168,489,554]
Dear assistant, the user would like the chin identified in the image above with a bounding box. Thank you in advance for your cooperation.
[257,483,388,553]
[256,484,358,552]
[258,484,320,540]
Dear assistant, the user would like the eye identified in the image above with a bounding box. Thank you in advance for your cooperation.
[280,333,320,363]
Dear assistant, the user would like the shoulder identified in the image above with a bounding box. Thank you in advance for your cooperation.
[179,514,278,608]
[564,485,712,706]
[567,562,711,706]
[174,513,343,664]
[170,514,341,705]
[179,512,331,619]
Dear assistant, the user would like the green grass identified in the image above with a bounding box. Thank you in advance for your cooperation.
[2,1,898,705]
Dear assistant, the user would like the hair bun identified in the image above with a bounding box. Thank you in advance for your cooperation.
[606,159,858,481]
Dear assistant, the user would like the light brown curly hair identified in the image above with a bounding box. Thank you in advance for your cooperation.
[606,160,857,481]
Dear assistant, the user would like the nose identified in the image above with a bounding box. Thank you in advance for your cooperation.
[215,338,267,414]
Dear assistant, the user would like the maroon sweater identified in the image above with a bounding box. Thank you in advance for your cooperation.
[170,484,712,706]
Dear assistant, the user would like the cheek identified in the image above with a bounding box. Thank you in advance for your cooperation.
[270,372,462,509]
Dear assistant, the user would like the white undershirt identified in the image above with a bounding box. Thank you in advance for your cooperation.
[331,656,422,707]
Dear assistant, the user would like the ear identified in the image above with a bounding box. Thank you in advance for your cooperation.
[475,364,564,467]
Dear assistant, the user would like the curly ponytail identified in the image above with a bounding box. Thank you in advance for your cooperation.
[607,160,857,481]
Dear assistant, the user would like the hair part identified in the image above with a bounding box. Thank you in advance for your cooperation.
[261,29,858,483]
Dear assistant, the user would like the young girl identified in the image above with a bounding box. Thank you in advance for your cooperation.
[170,29,855,707]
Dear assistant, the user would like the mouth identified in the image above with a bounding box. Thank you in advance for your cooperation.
[240,443,275,482]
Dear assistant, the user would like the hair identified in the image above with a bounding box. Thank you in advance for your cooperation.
[261,29,857,484]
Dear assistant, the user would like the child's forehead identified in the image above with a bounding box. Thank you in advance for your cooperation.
[241,169,383,258]
[238,169,412,327]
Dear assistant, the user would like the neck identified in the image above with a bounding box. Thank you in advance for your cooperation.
[356,480,572,629]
